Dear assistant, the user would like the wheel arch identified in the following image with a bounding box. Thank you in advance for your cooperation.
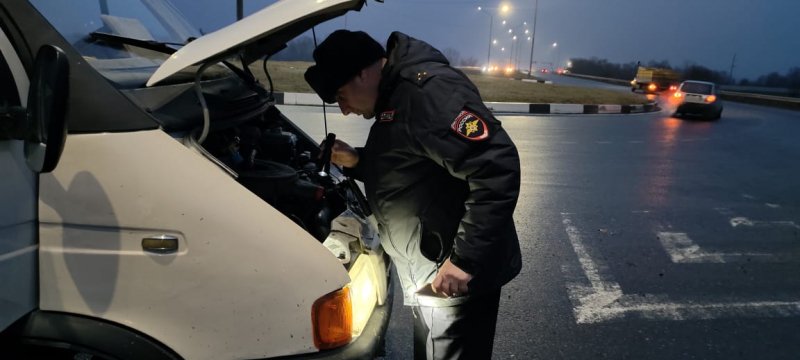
[1,310,182,360]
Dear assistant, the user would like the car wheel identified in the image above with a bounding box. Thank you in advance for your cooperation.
[714,108,723,120]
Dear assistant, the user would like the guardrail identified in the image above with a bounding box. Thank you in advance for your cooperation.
[565,73,800,110]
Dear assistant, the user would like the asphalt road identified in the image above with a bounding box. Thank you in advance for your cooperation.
[281,97,800,359]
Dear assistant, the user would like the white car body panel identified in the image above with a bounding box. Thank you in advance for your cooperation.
[0,26,36,331]
[147,0,360,86]
[38,129,350,359]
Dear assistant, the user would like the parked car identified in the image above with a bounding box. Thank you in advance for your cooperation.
[0,0,392,359]
[672,80,724,120]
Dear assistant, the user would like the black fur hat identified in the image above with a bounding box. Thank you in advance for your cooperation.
[304,30,386,103]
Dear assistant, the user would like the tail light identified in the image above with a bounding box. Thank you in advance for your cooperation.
[647,83,657,92]
[669,85,678,91]
[312,287,352,350]
[705,95,717,103]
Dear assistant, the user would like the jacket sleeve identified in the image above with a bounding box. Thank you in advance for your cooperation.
[403,78,521,275]
[342,147,367,182]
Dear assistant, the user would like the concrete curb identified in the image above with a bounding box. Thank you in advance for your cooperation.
[485,102,659,114]
[521,78,553,84]
[273,92,660,115]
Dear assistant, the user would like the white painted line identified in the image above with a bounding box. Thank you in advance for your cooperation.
[596,141,612,144]
[766,203,781,208]
[730,217,800,229]
[742,194,757,200]
[562,217,623,311]
[0,244,37,262]
[628,140,644,144]
[561,214,800,324]
[631,210,651,214]
[658,232,778,263]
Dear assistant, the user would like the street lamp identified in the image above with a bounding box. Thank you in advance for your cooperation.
[551,42,559,70]
[478,3,511,68]
[510,35,517,67]
[504,21,530,70]
[527,0,539,76]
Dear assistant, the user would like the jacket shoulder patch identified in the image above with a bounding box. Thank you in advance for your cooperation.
[450,110,489,141]
[379,110,396,122]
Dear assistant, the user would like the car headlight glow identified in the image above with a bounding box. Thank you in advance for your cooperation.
[347,254,379,337]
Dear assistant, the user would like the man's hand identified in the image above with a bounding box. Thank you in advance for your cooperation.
[326,139,359,168]
[431,258,473,297]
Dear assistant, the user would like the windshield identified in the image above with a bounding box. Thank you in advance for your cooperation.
[31,0,228,87]
[680,82,714,95]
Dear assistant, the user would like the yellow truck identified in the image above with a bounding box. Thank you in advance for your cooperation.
[630,65,681,93]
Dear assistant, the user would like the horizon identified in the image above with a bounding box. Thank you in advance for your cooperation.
[172,0,800,82]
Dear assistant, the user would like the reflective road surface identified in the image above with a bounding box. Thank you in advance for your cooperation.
[281,96,800,359]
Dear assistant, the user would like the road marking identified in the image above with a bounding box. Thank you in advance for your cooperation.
[766,203,781,208]
[561,214,800,324]
[742,194,757,200]
[628,140,644,144]
[0,244,37,262]
[658,232,778,263]
[596,141,613,144]
[730,217,800,229]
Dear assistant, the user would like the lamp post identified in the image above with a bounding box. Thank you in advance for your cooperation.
[527,0,539,76]
[551,42,558,70]
[509,35,517,67]
[478,3,511,68]
[503,21,529,71]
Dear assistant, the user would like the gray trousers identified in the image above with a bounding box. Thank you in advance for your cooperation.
[412,288,502,360]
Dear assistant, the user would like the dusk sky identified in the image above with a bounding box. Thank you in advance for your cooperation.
[173,0,800,81]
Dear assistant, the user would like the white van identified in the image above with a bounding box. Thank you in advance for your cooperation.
[0,0,392,359]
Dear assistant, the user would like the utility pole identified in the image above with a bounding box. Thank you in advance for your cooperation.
[527,0,539,76]
[728,53,737,85]
[488,15,494,66]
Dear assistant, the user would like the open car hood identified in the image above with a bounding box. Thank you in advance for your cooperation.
[147,0,366,86]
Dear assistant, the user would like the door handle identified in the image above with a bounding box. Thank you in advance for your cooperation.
[142,235,179,254]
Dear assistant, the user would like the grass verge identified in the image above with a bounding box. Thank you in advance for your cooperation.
[252,61,649,105]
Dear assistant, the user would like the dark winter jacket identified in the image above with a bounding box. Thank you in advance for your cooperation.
[347,32,522,305]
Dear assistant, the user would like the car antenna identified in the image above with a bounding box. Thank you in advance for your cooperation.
[311,27,328,136]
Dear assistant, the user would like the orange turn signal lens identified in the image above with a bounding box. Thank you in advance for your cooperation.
[312,287,352,350]
[673,91,683,98]
[648,84,657,91]
[705,95,717,103]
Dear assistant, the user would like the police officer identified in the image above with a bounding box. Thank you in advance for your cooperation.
[305,30,521,360]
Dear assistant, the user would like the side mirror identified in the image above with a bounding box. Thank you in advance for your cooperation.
[24,45,69,173]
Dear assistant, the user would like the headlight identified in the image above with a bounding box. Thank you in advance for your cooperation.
[347,254,379,337]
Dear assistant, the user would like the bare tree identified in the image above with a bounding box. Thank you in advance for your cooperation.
[460,57,480,67]
[442,47,461,66]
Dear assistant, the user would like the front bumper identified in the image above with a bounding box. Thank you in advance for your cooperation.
[272,274,395,360]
